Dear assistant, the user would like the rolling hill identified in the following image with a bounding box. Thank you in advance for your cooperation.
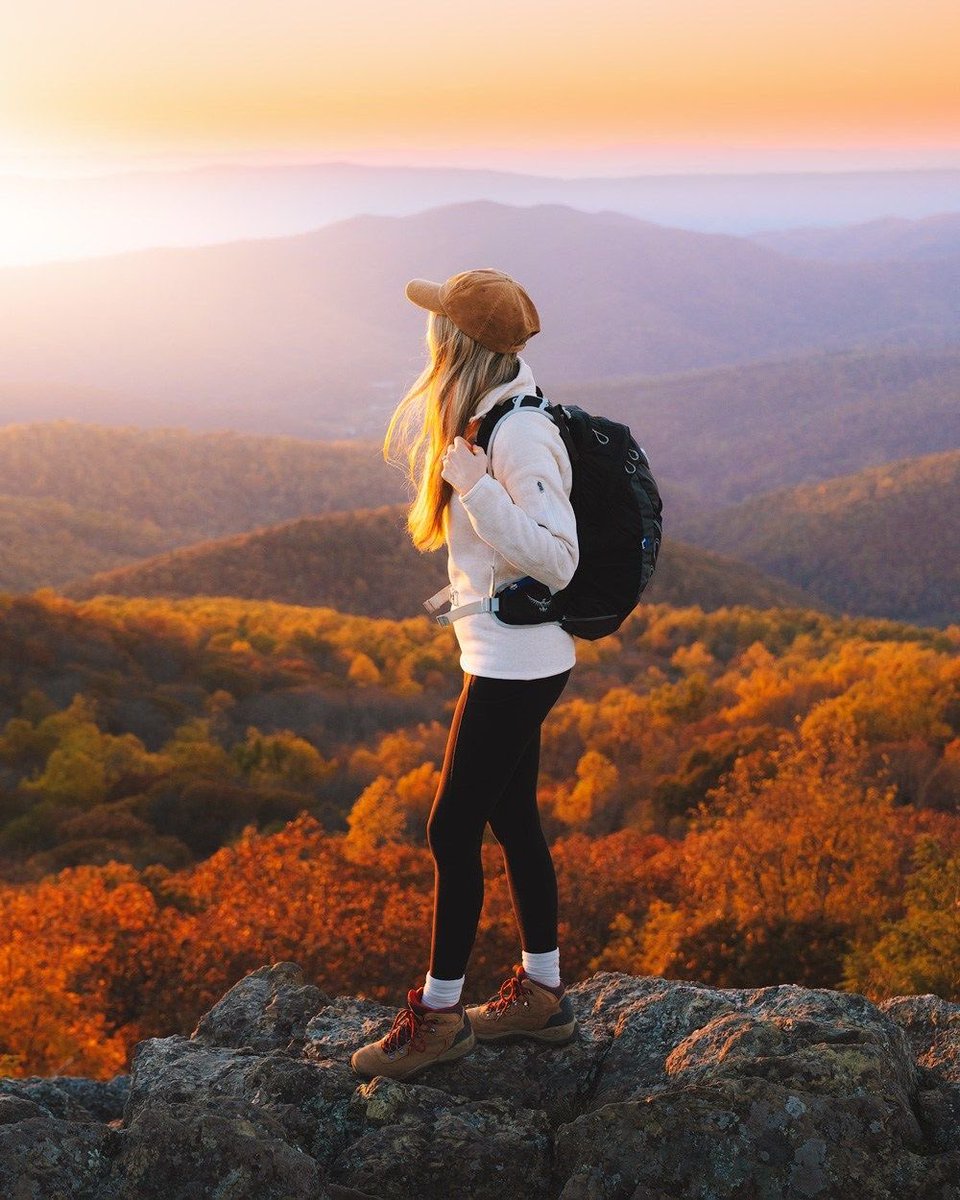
[0,422,406,535]
[672,449,960,626]
[1,402,956,620]
[2,201,959,439]
[1,345,956,522]
[548,343,960,504]
[60,504,818,618]
[0,422,406,592]
[0,494,175,593]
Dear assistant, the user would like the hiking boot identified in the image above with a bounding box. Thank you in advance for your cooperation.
[350,986,476,1081]
[465,964,578,1044]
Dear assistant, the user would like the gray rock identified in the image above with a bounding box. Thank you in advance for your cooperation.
[0,1102,337,1199]
[304,991,609,1126]
[1,964,959,1198]
[0,1115,116,1197]
[555,1082,960,1199]
[123,1034,358,1174]
[111,1098,329,1199]
[0,1080,105,1123]
[0,1093,49,1124]
[553,974,960,1199]
[880,992,960,1080]
[0,1073,122,1123]
[332,1075,554,1200]
[191,959,331,1052]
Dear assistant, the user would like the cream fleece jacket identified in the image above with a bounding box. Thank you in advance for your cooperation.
[443,356,579,679]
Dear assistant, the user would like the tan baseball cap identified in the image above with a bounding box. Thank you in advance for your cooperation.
[405,267,540,354]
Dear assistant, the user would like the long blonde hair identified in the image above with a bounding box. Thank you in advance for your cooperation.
[383,311,521,551]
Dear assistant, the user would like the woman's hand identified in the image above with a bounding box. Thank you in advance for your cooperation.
[440,436,488,495]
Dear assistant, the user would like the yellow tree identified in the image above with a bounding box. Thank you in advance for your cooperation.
[345,762,440,857]
[553,750,621,833]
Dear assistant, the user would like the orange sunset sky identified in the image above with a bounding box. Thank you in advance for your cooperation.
[2,0,959,176]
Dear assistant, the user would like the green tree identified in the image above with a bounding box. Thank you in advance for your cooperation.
[843,835,960,1001]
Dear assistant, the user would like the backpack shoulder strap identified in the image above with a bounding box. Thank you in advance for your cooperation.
[474,388,555,459]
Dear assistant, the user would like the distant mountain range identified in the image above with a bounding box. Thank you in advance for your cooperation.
[673,449,960,626]
[2,201,958,440]
[3,162,958,266]
[749,212,960,262]
[59,504,817,618]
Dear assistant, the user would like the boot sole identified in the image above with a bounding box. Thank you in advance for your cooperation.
[471,1020,578,1046]
[351,1029,477,1082]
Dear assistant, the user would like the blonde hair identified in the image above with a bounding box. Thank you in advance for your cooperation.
[383,311,521,551]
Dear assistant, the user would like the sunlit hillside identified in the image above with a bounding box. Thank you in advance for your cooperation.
[0,423,406,591]
[675,449,960,626]
[60,503,817,617]
[2,589,955,877]
[0,494,175,593]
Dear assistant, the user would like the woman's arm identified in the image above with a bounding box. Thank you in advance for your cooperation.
[456,413,579,593]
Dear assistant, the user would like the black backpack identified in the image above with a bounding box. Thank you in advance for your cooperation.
[427,388,663,641]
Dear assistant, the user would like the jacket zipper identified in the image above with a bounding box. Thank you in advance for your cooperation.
[536,477,564,532]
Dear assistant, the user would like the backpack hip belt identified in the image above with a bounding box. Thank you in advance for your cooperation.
[423,583,498,625]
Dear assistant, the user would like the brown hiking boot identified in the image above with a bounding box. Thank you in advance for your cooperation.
[350,985,476,1081]
[465,964,578,1044]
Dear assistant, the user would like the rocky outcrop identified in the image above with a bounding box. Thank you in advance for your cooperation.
[2,962,959,1198]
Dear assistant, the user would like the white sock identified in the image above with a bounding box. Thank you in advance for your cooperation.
[421,971,465,1009]
[522,947,561,989]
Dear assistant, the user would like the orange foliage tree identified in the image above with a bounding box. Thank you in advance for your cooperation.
[606,718,919,987]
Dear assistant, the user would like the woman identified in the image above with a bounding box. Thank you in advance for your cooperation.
[351,267,579,1082]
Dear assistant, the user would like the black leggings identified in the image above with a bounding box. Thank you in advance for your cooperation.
[425,668,571,979]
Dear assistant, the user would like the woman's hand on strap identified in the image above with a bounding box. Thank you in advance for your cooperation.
[440,436,488,496]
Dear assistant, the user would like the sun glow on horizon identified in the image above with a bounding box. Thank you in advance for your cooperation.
[2,0,958,175]
[1,0,957,265]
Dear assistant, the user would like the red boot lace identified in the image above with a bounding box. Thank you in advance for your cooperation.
[381,1002,426,1054]
[485,973,530,1017]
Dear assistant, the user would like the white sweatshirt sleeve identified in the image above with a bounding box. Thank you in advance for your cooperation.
[456,412,579,594]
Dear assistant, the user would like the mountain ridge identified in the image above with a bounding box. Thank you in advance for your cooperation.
[3,201,958,438]
[5,161,957,267]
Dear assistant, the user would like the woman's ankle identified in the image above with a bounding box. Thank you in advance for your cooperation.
[422,971,465,1009]
[521,947,561,989]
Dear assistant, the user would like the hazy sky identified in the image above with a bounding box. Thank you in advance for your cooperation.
[2,0,959,176]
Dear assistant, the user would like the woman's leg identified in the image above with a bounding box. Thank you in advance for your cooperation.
[486,727,559,955]
[425,669,571,981]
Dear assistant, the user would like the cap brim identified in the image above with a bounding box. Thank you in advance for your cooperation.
[404,278,445,314]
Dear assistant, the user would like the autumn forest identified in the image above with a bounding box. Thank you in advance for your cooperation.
[0,587,957,1079]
